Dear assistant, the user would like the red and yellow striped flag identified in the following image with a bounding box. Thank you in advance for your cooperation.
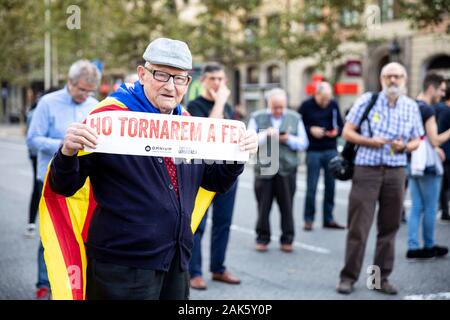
[39,97,214,300]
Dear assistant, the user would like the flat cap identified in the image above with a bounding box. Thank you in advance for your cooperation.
[143,38,192,70]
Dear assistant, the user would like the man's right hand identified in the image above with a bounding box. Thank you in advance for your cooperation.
[209,84,230,104]
[368,137,388,148]
[310,126,326,139]
[61,123,98,156]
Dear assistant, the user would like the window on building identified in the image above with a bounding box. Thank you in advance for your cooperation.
[246,66,259,84]
[379,0,400,22]
[267,14,281,36]
[304,1,322,32]
[267,65,281,84]
[341,8,359,27]
[244,18,259,43]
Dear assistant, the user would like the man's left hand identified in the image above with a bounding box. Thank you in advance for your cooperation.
[239,129,258,155]
[389,138,406,152]
[279,133,289,143]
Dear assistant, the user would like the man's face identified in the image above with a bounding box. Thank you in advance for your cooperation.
[269,95,286,118]
[315,91,332,108]
[380,66,406,99]
[430,82,446,104]
[201,70,226,93]
[138,64,190,114]
[68,79,97,104]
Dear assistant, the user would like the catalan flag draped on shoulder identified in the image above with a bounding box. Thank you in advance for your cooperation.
[39,81,215,300]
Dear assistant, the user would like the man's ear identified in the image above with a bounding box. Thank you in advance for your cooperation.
[137,65,146,84]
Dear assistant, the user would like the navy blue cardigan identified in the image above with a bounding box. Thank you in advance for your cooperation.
[49,149,243,271]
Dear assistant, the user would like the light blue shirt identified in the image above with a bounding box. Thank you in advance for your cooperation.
[346,91,423,167]
[26,86,98,181]
[247,109,309,151]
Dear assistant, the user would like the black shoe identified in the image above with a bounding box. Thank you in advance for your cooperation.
[406,248,435,259]
[433,245,448,257]
[441,213,450,222]
[323,221,345,230]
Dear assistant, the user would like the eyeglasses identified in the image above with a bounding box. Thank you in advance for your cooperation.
[73,84,96,96]
[144,66,191,86]
[383,74,404,80]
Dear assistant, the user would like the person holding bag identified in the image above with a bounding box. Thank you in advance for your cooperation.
[407,73,450,259]
[336,62,422,295]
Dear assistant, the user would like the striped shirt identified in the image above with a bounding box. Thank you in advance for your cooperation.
[346,92,423,167]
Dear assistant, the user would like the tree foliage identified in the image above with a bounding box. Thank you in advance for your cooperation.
[0,0,448,85]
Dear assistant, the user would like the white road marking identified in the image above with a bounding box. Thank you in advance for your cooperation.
[238,181,349,206]
[205,218,331,255]
[403,292,450,300]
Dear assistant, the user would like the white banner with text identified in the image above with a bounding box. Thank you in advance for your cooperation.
[84,111,249,162]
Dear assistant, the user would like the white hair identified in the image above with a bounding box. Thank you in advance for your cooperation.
[380,62,407,78]
[265,88,287,103]
[68,59,101,85]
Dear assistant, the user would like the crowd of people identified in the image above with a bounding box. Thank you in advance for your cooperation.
[22,36,449,300]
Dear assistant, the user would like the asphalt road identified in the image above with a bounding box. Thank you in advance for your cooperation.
[0,136,449,300]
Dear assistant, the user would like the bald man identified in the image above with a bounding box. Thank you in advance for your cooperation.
[337,62,423,295]
[248,88,309,253]
[298,82,345,231]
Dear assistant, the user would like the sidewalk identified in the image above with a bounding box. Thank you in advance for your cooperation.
[0,124,26,140]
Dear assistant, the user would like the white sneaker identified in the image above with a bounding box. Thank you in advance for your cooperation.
[24,223,36,238]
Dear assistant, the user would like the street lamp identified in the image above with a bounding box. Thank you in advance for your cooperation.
[389,38,401,62]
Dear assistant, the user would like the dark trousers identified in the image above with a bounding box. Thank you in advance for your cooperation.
[254,173,296,245]
[86,251,189,300]
[340,166,405,283]
[439,162,450,216]
[28,155,40,224]
[304,149,338,224]
[189,181,238,277]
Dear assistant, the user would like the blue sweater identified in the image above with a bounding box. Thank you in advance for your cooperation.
[50,150,243,271]
[48,82,244,271]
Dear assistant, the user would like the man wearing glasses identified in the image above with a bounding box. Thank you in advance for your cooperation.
[47,38,258,299]
[336,62,423,295]
[27,59,100,299]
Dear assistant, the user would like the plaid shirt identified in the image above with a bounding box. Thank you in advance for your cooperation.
[346,92,424,167]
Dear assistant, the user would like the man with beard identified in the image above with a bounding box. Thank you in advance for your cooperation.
[336,62,423,295]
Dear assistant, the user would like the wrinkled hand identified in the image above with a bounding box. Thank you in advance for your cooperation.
[61,123,97,156]
[239,129,258,155]
[370,137,388,148]
[310,126,326,139]
[389,138,406,152]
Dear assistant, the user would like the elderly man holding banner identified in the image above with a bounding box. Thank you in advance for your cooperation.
[40,38,257,300]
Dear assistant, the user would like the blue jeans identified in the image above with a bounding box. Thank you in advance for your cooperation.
[407,174,442,250]
[304,149,337,224]
[37,241,50,288]
[189,181,238,278]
